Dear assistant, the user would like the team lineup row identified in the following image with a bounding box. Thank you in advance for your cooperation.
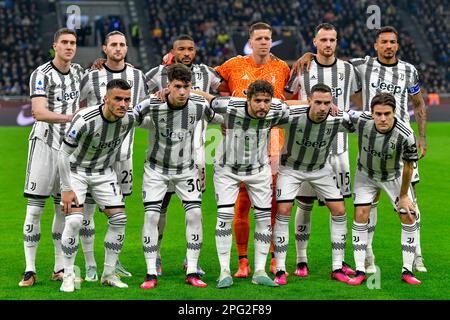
[19,21,427,292]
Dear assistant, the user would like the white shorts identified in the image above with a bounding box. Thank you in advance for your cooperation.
[70,168,125,210]
[213,164,272,209]
[166,163,206,194]
[353,169,416,209]
[277,164,343,203]
[297,151,351,200]
[24,138,60,198]
[113,158,133,196]
[142,163,202,203]
[412,161,420,184]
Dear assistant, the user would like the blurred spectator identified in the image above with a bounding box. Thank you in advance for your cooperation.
[0,0,45,96]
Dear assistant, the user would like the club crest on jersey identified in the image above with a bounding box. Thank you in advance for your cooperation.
[127,80,134,87]
[189,115,195,124]
[196,73,202,80]
[390,140,396,149]
[339,72,344,80]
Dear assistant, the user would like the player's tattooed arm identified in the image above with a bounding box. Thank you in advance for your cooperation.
[31,96,73,123]
[410,91,427,159]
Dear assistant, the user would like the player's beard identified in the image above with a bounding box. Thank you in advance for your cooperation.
[109,54,125,63]
[319,48,335,58]
[175,57,193,68]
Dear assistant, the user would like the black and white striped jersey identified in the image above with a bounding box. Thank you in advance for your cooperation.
[145,64,222,93]
[29,61,84,150]
[79,64,148,161]
[212,97,289,175]
[284,58,360,155]
[137,93,215,174]
[349,111,418,181]
[350,56,420,123]
[280,105,355,172]
[62,104,147,175]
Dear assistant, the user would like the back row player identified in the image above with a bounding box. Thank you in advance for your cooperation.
[144,34,223,275]
[294,25,427,273]
[20,28,83,286]
[78,30,148,281]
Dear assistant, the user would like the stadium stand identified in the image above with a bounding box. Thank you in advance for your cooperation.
[0,0,46,96]
[0,0,448,95]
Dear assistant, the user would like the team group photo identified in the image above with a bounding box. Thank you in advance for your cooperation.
[0,0,449,302]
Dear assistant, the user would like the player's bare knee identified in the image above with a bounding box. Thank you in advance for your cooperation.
[354,206,370,223]
[277,201,293,216]
[327,201,346,216]
[398,212,416,225]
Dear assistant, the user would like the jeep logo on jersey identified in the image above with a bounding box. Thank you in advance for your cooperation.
[371,79,403,95]
[363,145,393,159]
[331,87,343,98]
[57,89,80,102]
[161,129,192,141]
[94,138,122,149]
[296,138,327,149]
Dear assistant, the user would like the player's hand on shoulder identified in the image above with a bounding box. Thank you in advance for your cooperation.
[154,87,169,102]
[90,58,106,70]
[294,52,315,75]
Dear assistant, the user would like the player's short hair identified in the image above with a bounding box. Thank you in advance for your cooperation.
[309,83,332,97]
[53,28,77,43]
[173,34,195,48]
[167,63,192,83]
[315,23,337,36]
[370,92,396,112]
[249,22,272,37]
[246,80,274,100]
[106,79,131,92]
[104,31,127,46]
[375,26,398,40]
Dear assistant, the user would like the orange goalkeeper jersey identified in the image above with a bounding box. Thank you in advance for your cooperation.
[215,54,290,158]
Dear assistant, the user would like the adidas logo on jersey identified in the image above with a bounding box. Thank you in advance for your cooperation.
[311,75,317,80]
[159,118,166,123]
[241,74,249,80]
[95,132,100,137]
[100,82,107,87]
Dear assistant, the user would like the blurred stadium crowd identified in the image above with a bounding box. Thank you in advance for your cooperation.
[0,0,448,96]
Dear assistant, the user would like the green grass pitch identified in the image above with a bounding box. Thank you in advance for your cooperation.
[0,123,449,300]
